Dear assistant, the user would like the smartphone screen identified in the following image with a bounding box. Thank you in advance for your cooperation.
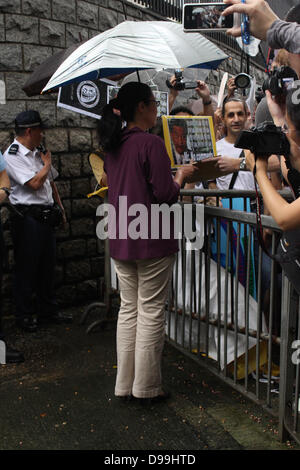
[183,3,234,32]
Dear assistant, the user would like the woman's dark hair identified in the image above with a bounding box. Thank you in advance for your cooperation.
[97,81,153,152]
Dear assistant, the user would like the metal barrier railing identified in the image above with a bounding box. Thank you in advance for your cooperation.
[279,278,300,444]
[172,189,300,445]
[92,188,300,445]
[129,0,183,21]
[165,191,280,405]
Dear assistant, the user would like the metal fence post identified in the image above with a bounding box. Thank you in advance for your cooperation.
[279,276,299,442]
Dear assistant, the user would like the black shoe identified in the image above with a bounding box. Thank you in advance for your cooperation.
[115,395,133,403]
[16,316,38,332]
[134,390,171,405]
[39,312,73,325]
[5,346,24,364]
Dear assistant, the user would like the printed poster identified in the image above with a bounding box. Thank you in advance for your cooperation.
[57,78,117,119]
[162,115,217,167]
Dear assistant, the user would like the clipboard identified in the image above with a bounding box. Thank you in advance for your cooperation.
[189,157,225,182]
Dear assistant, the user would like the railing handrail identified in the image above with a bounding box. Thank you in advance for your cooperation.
[179,189,293,200]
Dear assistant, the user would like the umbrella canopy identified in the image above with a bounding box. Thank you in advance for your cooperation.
[42,20,228,93]
[22,41,129,97]
[22,43,81,97]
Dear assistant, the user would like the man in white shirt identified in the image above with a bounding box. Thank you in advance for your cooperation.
[216,98,256,191]
[3,110,72,332]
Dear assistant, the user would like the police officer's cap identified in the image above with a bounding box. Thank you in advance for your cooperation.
[15,110,43,129]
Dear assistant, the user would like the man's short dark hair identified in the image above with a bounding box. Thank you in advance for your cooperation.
[170,106,194,116]
[15,127,27,137]
[222,97,248,117]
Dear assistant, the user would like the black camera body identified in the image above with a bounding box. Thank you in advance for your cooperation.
[166,70,198,91]
[235,121,290,158]
[262,66,298,97]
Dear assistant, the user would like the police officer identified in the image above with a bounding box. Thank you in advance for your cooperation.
[3,110,72,332]
[0,151,24,362]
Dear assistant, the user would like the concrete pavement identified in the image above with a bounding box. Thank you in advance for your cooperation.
[0,305,298,452]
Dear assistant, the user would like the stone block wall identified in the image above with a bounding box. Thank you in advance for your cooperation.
[0,0,164,316]
[0,0,266,316]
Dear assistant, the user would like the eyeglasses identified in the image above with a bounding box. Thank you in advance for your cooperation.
[148,99,160,106]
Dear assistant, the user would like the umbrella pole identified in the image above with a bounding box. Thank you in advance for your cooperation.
[136,70,141,82]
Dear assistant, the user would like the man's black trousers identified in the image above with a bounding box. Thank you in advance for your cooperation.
[10,212,58,321]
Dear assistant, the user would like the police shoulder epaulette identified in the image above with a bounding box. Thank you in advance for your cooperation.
[8,143,19,155]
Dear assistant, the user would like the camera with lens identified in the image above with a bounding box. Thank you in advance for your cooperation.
[235,121,290,158]
[166,70,198,91]
[262,66,298,97]
[234,73,252,90]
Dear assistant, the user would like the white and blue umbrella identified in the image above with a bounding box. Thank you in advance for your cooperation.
[42,20,228,93]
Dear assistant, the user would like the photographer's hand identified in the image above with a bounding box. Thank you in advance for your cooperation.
[195,81,211,103]
[245,150,268,174]
[227,77,236,98]
[222,0,278,41]
[265,90,286,127]
[168,74,179,112]
[196,81,214,119]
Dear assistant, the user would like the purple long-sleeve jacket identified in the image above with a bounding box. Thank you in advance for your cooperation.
[104,127,180,260]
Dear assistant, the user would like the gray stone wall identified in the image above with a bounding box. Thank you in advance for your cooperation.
[0,0,164,316]
[0,0,266,316]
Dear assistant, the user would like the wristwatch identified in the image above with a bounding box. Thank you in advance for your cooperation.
[239,157,247,171]
[0,187,11,196]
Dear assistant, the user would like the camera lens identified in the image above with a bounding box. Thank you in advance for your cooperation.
[235,73,252,90]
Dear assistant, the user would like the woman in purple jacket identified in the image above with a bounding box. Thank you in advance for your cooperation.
[98,82,197,402]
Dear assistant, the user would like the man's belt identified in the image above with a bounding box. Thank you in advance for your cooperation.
[13,204,62,227]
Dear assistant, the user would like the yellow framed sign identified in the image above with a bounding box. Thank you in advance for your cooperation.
[162,115,217,167]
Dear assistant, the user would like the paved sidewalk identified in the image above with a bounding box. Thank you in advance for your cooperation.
[0,305,298,452]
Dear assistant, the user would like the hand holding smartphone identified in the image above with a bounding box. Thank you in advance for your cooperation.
[183,2,238,33]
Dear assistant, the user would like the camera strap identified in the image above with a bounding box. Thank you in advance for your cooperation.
[229,172,238,190]
[228,150,245,190]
